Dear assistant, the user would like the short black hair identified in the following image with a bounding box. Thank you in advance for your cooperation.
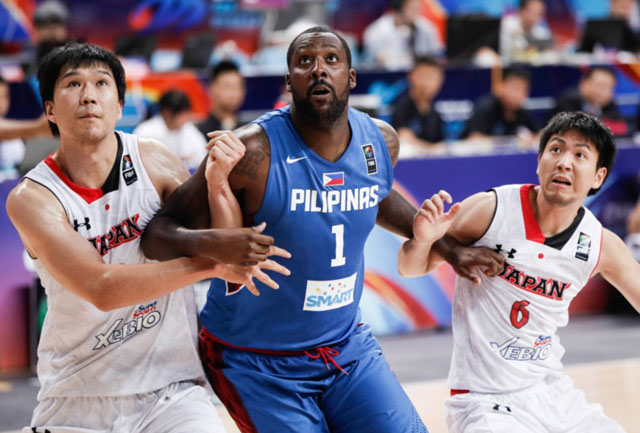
[582,65,616,81]
[519,0,544,10]
[37,43,126,135]
[413,56,442,70]
[539,111,617,195]
[210,60,240,81]
[286,26,352,69]
[158,89,191,114]
[503,66,531,82]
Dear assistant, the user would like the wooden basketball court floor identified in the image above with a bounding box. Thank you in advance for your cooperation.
[1,316,639,432]
[213,358,640,433]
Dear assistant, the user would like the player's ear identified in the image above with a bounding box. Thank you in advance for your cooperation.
[349,69,356,90]
[286,74,292,93]
[44,100,55,124]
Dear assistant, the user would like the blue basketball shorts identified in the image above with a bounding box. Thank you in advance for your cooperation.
[199,323,428,433]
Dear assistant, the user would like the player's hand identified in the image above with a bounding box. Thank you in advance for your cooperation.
[217,258,291,296]
[201,222,291,266]
[449,245,505,285]
[205,130,245,191]
[414,190,461,244]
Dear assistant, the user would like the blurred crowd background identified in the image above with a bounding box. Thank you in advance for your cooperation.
[2,0,640,372]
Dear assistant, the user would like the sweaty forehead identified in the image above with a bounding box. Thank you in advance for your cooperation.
[552,131,594,149]
[294,33,343,54]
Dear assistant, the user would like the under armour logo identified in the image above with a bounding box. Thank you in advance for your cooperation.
[494,244,517,258]
[31,428,52,433]
[73,217,91,231]
[493,404,511,413]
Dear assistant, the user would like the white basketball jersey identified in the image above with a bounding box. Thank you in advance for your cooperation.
[448,184,602,393]
[24,131,205,399]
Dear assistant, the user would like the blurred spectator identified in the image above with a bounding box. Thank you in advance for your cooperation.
[22,1,71,75]
[197,60,246,137]
[0,77,25,180]
[626,195,640,262]
[363,0,443,71]
[462,67,538,141]
[133,90,206,171]
[500,0,555,62]
[550,66,628,136]
[579,0,640,54]
[391,56,445,153]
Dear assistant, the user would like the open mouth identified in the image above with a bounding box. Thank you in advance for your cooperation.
[552,178,571,186]
[311,88,331,96]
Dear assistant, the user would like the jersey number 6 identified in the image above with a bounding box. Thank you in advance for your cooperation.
[510,300,530,329]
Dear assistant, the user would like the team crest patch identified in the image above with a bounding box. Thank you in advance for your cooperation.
[122,154,138,185]
[361,143,378,175]
[575,232,591,261]
[323,172,344,186]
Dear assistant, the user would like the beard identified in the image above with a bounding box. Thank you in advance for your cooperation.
[292,80,349,128]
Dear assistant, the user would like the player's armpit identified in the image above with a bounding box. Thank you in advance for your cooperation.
[597,228,640,314]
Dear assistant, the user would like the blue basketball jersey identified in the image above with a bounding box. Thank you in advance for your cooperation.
[200,106,393,351]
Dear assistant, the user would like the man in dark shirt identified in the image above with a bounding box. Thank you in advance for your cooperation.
[551,66,628,136]
[197,60,246,137]
[391,56,445,153]
[463,67,538,140]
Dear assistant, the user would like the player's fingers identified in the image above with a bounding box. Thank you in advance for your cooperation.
[260,259,291,276]
[430,193,444,215]
[253,269,279,290]
[458,267,481,285]
[250,233,275,247]
[252,222,267,233]
[267,245,292,259]
[207,130,232,138]
[444,202,462,221]
[245,279,260,296]
[438,189,453,204]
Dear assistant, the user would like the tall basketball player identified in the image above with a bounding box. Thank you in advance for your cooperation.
[141,27,505,433]
[398,111,635,432]
[6,43,288,433]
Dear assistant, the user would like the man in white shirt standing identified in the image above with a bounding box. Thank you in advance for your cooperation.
[134,89,207,171]
[363,0,443,70]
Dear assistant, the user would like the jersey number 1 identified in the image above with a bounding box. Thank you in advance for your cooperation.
[331,224,346,267]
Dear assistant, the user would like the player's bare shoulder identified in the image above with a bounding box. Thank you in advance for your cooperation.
[372,118,399,166]
[138,137,191,201]
[6,178,66,255]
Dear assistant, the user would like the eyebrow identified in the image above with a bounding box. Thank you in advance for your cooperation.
[60,69,113,80]
[550,135,593,150]
[296,42,342,53]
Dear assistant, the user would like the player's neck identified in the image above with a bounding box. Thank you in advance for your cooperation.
[54,132,119,189]
[531,186,583,237]
[291,111,351,162]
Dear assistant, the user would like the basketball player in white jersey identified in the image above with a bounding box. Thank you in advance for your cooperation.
[6,43,289,433]
[398,111,637,432]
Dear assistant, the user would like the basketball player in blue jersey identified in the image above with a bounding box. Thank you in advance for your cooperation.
[142,27,504,433]
[399,112,637,432]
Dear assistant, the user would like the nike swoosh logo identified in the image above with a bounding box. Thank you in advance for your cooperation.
[286,155,307,164]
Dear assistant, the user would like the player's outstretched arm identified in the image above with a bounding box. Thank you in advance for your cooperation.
[399,191,504,283]
[6,181,220,311]
[596,228,640,313]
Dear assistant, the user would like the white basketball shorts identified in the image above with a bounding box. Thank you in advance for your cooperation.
[445,375,625,433]
[24,380,225,433]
